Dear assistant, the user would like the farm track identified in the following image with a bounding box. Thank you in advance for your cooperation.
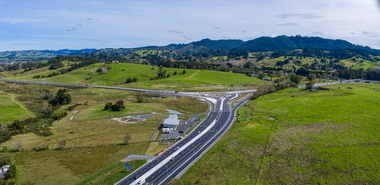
[11,94,28,111]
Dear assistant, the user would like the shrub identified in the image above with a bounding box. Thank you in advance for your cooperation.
[136,92,144,103]
[305,81,316,89]
[290,73,302,85]
[49,89,72,107]
[7,165,17,180]
[126,78,133,83]
[111,104,121,111]
[104,103,112,110]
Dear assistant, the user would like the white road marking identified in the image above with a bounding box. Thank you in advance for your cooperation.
[220,98,225,111]
[131,120,217,184]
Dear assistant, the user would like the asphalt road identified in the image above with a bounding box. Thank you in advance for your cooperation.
[0,79,255,95]
[115,94,249,185]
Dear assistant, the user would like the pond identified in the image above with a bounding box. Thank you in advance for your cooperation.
[166,109,183,114]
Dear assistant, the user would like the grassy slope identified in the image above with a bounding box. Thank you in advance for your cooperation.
[16,144,148,185]
[4,62,262,90]
[191,70,262,86]
[0,92,34,123]
[182,83,380,184]
[4,61,76,81]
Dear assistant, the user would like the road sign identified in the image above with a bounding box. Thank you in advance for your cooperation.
[125,163,131,170]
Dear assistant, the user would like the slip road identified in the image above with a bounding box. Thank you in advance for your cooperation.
[116,93,247,185]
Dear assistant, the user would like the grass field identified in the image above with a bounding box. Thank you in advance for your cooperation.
[182,83,380,184]
[0,92,34,123]
[84,160,147,185]
[3,61,76,80]
[145,142,173,156]
[15,143,148,185]
[4,62,262,91]
[191,70,263,86]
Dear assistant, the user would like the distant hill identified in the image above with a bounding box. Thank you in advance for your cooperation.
[0,49,97,58]
[3,35,380,61]
[138,35,380,55]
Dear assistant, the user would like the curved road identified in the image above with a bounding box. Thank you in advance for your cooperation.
[0,79,253,185]
[116,94,249,185]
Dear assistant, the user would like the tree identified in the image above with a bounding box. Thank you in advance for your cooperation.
[257,73,265,79]
[305,81,316,89]
[7,165,17,179]
[308,73,316,81]
[136,92,144,103]
[104,102,113,110]
[133,78,138,82]
[111,104,121,111]
[124,133,131,144]
[182,70,186,74]
[126,78,133,83]
[116,100,124,107]
[11,120,24,130]
[49,89,72,107]
[290,73,302,85]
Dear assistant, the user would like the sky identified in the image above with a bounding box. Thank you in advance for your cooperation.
[1,0,380,51]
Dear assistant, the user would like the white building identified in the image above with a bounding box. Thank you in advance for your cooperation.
[163,115,180,130]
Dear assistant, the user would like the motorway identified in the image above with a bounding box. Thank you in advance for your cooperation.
[0,79,255,95]
[116,94,248,185]
[0,79,253,185]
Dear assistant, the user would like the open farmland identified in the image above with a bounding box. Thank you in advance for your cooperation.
[0,82,208,184]
[15,144,148,185]
[182,83,380,184]
[0,91,34,124]
[4,62,263,91]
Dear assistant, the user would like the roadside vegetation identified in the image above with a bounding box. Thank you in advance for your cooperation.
[182,83,380,184]
[0,82,208,184]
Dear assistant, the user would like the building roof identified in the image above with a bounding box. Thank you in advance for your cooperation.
[163,115,180,126]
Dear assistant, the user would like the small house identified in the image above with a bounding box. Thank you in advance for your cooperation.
[112,60,120,64]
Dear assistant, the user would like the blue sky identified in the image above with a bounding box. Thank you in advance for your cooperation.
[1,0,380,51]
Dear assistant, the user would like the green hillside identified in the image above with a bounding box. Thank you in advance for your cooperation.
[182,83,380,184]
[4,62,264,91]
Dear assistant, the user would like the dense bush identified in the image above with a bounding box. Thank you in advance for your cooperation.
[104,102,112,110]
[49,89,72,107]
[111,104,121,111]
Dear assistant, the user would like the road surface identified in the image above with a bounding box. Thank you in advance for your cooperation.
[115,94,249,185]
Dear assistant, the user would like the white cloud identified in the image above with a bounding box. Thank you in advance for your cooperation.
[169,30,184,34]
[0,0,380,50]
[275,13,323,19]
[67,27,76,31]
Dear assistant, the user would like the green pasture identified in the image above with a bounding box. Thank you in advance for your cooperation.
[182,83,380,184]
[191,70,262,85]
[0,93,34,123]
